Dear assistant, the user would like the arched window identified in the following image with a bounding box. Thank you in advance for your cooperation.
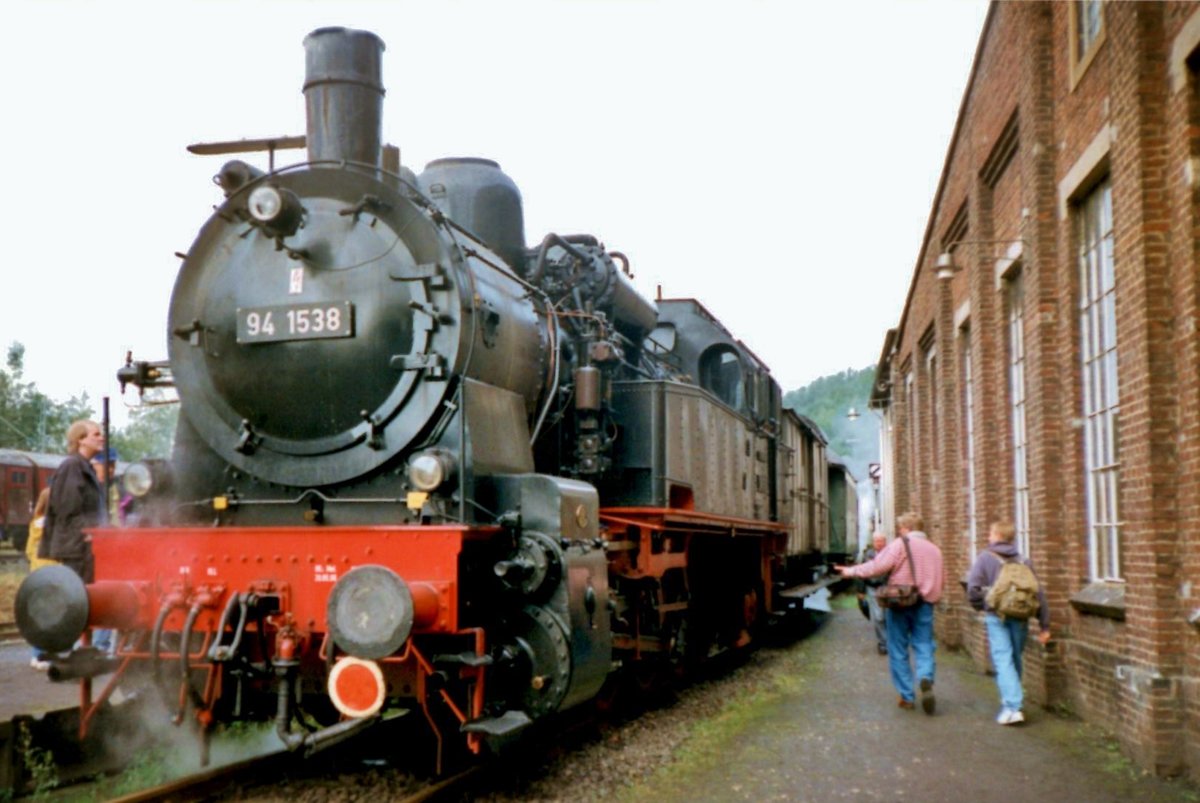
[699,345,745,409]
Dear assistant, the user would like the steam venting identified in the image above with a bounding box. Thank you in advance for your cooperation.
[302,27,385,167]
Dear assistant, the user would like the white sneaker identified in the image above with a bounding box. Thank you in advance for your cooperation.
[997,709,1025,725]
[30,658,50,671]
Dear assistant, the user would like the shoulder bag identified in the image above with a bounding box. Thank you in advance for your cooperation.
[875,536,922,609]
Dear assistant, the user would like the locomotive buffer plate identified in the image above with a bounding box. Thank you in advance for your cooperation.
[236,301,355,344]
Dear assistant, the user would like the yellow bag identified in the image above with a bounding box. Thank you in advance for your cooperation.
[25,517,59,571]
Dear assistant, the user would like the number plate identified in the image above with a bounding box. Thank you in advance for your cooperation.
[236,302,354,344]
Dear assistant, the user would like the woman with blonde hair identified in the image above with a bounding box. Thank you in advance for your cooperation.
[39,419,104,581]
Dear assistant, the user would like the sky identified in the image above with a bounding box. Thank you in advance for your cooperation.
[2,0,988,428]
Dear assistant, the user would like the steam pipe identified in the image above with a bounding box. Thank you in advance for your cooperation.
[47,651,119,682]
[275,668,300,750]
[177,601,207,724]
[102,397,111,523]
[275,649,377,756]
[150,597,184,698]
[275,661,378,758]
[528,233,591,284]
[209,592,253,661]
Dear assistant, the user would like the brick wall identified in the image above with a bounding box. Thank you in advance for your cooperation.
[1164,0,1200,774]
[877,0,1200,778]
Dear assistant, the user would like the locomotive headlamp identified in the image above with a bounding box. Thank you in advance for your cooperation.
[247,184,304,236]
[248,185,284,221]
[123,462,154,498]
[407,452,454,492]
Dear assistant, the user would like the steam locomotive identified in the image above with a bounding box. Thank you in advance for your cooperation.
[15,27,837,769]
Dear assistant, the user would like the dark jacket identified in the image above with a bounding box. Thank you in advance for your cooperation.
[40,453,102,563]
[859,546,885,588]
[966,542,1049,630]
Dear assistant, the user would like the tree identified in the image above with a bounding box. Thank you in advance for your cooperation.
[784,366,878,480]
[0,342,94,452]
[110,404,179,461]
[0,341,178,459]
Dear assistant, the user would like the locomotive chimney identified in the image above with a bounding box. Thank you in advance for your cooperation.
[302,27,385,168]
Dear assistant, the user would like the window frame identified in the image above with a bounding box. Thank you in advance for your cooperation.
[1078,178,1121,581]
[1069,0,1106,90]
[1007,271,1031,557]
[925,343,938,473]
[961,327,979,564]
[904,368,917,495]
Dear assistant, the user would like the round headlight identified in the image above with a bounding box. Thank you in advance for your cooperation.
[123,462,153,498]
[408,454,446,492]
[248,185,284,222]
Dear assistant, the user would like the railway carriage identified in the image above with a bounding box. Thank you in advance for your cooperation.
[0,449,65,552]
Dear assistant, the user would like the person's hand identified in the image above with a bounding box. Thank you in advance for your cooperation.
[833,565,848,576]
[856,592,865,601]
[1036,629,1051,645]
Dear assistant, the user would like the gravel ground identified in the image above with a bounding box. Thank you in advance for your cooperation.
[16,596,1200,802]
[243,599,1200,803]
[242,617,827,803]
[469,628,817,803]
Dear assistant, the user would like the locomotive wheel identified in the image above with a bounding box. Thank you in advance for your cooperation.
[634,658,667,693]
[504,605,571,718]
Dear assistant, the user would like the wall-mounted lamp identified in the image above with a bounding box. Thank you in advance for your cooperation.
[934,238,1025,281]
[847,407,860,421]
[935,252,957,281]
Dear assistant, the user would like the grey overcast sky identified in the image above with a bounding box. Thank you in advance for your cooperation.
[2,0,988,427]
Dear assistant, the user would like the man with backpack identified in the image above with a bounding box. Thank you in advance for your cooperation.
[966,521,1051,726]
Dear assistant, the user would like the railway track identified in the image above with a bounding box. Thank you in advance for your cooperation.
[105,748,296,803]
[2,706,485,803]
[94,748,482,803]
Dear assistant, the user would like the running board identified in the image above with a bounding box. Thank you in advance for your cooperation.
[777,575,839,600]
[461,710,533,737]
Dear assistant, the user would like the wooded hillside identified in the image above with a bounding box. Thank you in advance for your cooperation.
[784,366,878,481]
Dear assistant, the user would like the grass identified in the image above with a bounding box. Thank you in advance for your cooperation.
[1,560,25,628]
[617,626,824,802]
[17,720,59,798]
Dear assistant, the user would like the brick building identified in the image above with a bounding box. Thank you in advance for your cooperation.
[872,0,1200,777]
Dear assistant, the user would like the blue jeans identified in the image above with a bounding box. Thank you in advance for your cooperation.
[985,613,1028,712]
[93,629,113,651]
[885,601,935,702]
[866,588,887,650]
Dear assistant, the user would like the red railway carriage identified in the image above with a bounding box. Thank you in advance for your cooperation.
[15,27,837,770]
[0,449,65,552]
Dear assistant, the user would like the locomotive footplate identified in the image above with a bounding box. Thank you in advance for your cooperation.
[776,574,840,600]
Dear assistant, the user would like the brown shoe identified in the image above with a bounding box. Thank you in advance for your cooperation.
[919,678,936,715]
[898,698,915,710]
